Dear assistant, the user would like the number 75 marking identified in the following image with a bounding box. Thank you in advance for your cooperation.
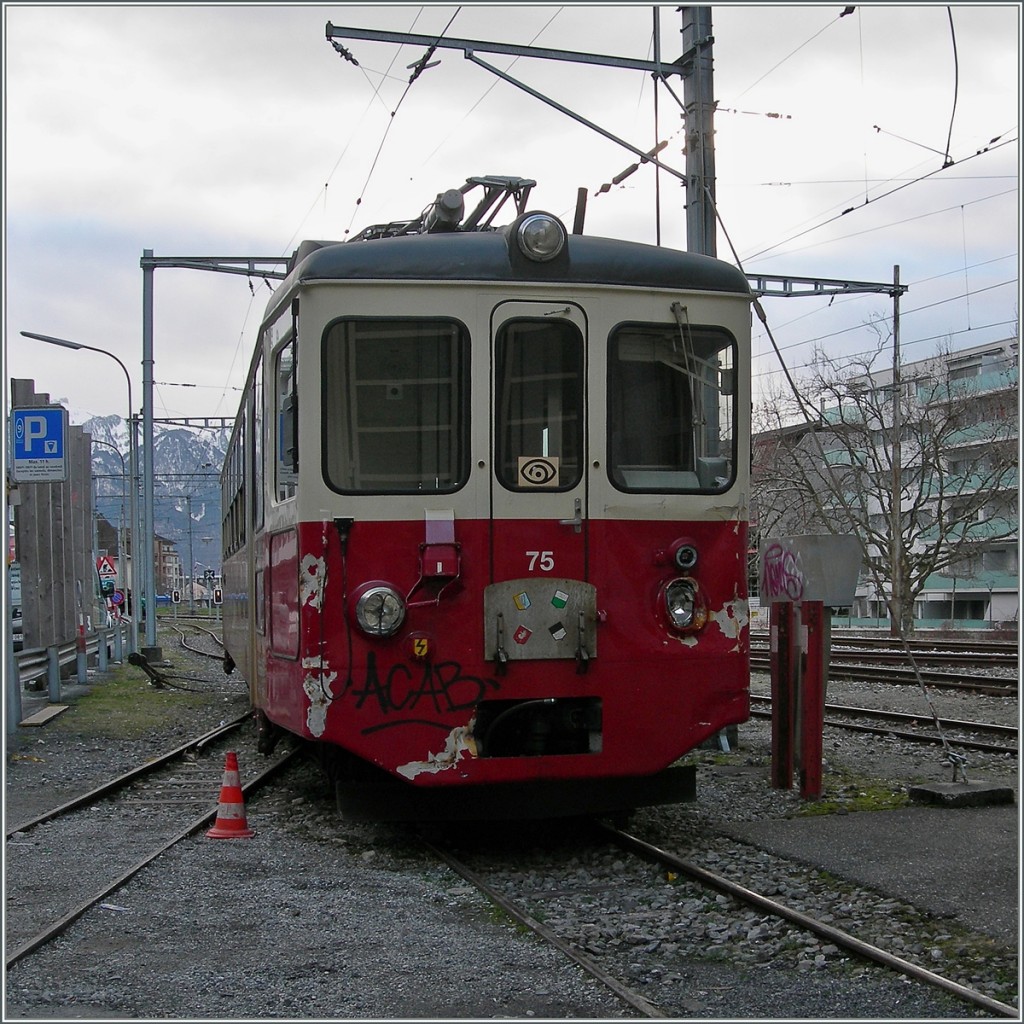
[526,550,555,572]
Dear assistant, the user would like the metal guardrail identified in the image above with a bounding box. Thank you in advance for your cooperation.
[15,624,131,685]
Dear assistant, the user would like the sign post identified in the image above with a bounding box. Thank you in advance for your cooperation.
[759,535,859,799]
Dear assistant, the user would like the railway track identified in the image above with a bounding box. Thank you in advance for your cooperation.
[748,694,1018,756]
[788,634,1017,658]
[748,653,1017,695]
[425,821,1018,1019]
[426,839,664,1017]
[168,621,224,660]
[599,825,1018,1018]
[5,721,299,969]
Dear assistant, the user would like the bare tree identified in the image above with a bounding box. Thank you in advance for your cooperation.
[753,329,1017,634]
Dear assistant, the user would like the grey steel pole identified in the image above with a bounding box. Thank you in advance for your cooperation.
[47,645,61,703]
[142,250,160,658]
[127,413,140,655]
[680,6,717,256]
[890,265,902,636]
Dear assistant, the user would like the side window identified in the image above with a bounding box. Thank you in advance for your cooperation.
[253,355,264,530]
[322,318,468,493]
[276,337,297,501]
[495,319,583,490]
[608,323,736,492]
[221,412,246,555]
[221,433,235,555]
[237,407,247,546]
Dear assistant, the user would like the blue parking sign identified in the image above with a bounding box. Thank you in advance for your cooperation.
[11,407,68,482]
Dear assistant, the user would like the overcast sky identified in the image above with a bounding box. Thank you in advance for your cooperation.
[3,3,1020,425]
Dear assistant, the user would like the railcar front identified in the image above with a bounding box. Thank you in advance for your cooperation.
[227,212,753,819]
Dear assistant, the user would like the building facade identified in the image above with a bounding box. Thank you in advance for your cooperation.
[752,338,1018,631]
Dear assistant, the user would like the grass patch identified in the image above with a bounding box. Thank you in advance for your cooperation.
[52,666,221,739]
[797,779,910,816]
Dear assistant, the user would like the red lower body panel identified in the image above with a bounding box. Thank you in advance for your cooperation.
[254,517,749,788]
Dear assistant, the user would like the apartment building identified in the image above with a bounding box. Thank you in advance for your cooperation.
[752,337,1018,630]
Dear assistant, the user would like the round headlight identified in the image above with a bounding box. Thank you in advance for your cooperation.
[663,578,707,633]
[516,213,566,262]
[355,585,406,637]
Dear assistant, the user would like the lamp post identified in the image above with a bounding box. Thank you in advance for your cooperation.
[20,331,140,654]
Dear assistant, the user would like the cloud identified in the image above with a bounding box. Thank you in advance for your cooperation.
[5,4,1019,422]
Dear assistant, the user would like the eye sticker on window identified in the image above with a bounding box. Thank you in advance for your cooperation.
[518,455,559,488]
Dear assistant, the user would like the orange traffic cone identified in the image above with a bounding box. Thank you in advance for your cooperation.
[206,751,255,839]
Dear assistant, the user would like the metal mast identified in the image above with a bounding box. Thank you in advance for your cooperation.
[680,7,717,256]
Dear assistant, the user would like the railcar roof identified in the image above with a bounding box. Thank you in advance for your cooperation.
[273,231,752,307]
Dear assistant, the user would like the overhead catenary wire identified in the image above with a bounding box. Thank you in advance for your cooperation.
[941,6,960,169]
[755,275,1016,355]
[753,316,1018,388]
[746,184,1016,267]
[342,8,463,238]
[728,8,853,105]
[752,252,1015,338]
[742,137,1016,264]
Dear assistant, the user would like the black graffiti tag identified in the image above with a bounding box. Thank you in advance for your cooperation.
[349,651,500,717]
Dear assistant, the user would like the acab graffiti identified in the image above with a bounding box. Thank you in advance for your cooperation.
[340,652,500,730]
[761,542,805,601]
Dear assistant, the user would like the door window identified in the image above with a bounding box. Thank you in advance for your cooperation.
[495,319,584,491]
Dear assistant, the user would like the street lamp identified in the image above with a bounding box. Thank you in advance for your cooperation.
[20,331,140,654]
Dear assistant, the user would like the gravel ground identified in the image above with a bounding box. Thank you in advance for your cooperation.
[4,629,1019,1020]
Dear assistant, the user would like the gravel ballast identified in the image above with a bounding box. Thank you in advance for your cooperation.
[4,633,1018,1019]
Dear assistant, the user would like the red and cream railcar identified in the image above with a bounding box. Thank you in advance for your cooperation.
[222,178,753,819]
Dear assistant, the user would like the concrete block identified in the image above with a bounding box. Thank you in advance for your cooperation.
[908,781,1016,807]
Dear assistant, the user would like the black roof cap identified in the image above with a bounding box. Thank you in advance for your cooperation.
[287,231,751,296]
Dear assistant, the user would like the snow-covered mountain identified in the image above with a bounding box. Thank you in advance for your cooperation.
[83,413,230,573]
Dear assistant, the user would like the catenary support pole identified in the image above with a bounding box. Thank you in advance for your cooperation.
[141,251,161,660]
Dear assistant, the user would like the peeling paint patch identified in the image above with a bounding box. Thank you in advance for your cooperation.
[397,723,478,780]
[300,554,327,609]
[301,655,338,737]
[712,598,749,650]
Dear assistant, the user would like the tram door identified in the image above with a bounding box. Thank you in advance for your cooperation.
[485,300,595,669]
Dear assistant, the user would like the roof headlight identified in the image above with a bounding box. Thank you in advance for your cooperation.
[516,213,566,262]
[354,585,406,638]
